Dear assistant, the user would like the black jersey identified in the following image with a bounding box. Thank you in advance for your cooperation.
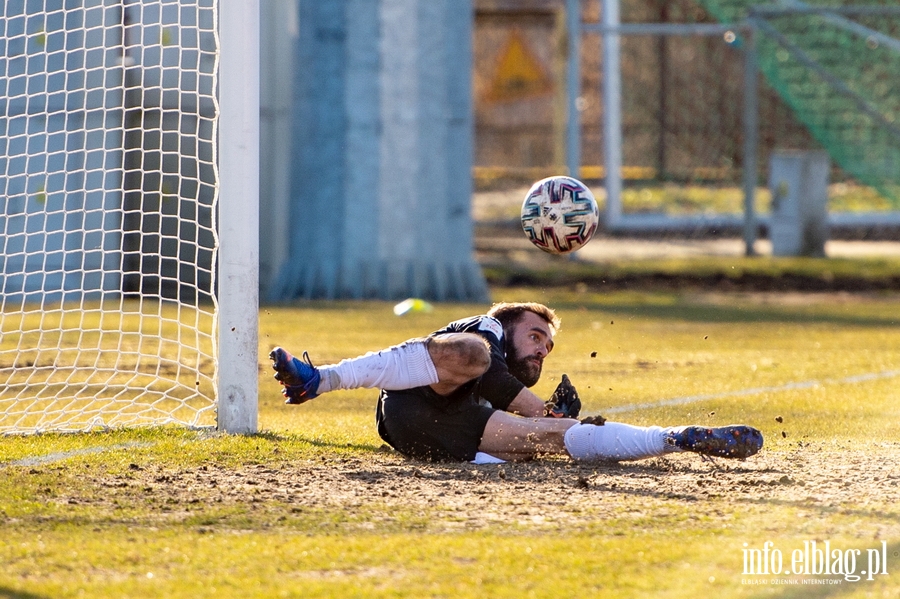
[430,315,525,411]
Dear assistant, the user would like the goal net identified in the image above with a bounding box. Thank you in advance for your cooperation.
[698,0,900,207]
[0,0,220,433]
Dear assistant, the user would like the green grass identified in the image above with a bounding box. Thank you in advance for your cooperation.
[483,255,900,292]
[259,292,900,441]
[2,290,900,598]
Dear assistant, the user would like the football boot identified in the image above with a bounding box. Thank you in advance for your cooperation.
[665,425,763,459]
[269,347,321,404]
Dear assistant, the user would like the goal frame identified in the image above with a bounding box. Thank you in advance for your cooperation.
[216,0,260,434]
[1,1,260,435]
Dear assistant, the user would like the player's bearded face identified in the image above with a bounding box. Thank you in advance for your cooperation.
[506,338,543,387]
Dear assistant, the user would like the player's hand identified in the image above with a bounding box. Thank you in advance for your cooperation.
[544,373,581,418]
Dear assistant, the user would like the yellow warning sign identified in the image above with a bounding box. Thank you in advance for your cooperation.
[484,29,553,103]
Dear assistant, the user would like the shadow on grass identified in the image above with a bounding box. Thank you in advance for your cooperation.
[552,297,900,328]
[0,588,52,599]
[198,428,384,453]
[267,431,385,454]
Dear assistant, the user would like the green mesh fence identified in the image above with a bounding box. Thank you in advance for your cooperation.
[697,0,900,207]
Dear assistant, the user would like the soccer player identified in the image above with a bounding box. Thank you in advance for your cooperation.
[270,302,763,463]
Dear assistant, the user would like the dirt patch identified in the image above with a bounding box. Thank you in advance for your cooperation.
[88,442,900,532]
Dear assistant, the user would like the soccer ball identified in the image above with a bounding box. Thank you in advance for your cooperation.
[520,176,599,254]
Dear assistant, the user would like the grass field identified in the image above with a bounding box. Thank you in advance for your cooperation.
[2,288,899,598]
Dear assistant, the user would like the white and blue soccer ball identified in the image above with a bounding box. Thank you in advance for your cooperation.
[520,176,600,254]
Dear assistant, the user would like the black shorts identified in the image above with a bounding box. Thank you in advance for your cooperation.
[375,384,495,462]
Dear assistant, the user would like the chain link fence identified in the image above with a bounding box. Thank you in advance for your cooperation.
[473,0,898,219]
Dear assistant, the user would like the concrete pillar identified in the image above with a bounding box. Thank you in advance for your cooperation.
[270,0,488,302]
[258,0,297,297]
[769,150,830,257]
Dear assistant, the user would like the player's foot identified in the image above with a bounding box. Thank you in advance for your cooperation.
[269,347,321,404]
[665,425,763,459]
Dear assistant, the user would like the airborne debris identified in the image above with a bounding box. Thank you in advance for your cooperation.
[775,416,784,423]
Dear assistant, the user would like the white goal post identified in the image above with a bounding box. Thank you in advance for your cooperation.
[217,0,259,433]
[0,0,259,434]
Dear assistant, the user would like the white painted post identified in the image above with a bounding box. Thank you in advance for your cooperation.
[217,0,260,434]
[602,0,623,227]
[566,0,581,178]
[742,20,759,256]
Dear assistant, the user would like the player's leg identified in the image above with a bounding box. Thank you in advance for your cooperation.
[478,412,763,461]
[271,341,435,404]
[476,411,575,461]
[427,333,492,395]
[478,412,675,462]
[271,333,489,404]
[376,387,496,462]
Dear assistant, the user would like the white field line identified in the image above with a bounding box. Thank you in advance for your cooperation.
[1,441,153,468]
[604,369,900,414]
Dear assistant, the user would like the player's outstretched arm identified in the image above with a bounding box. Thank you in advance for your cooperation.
[505,373,582,418]
[504,387,547,417]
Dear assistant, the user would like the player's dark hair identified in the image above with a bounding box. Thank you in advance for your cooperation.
[486,302,561,336]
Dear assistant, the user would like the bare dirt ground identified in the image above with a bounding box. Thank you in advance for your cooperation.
[89,441,900,533]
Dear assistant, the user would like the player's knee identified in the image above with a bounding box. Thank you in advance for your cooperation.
[428,333,491,379]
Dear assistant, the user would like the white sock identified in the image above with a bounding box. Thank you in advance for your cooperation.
[316,340,439,393]
[563,422,672,462]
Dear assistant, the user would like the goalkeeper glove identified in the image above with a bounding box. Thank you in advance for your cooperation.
[544,373,581,418]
